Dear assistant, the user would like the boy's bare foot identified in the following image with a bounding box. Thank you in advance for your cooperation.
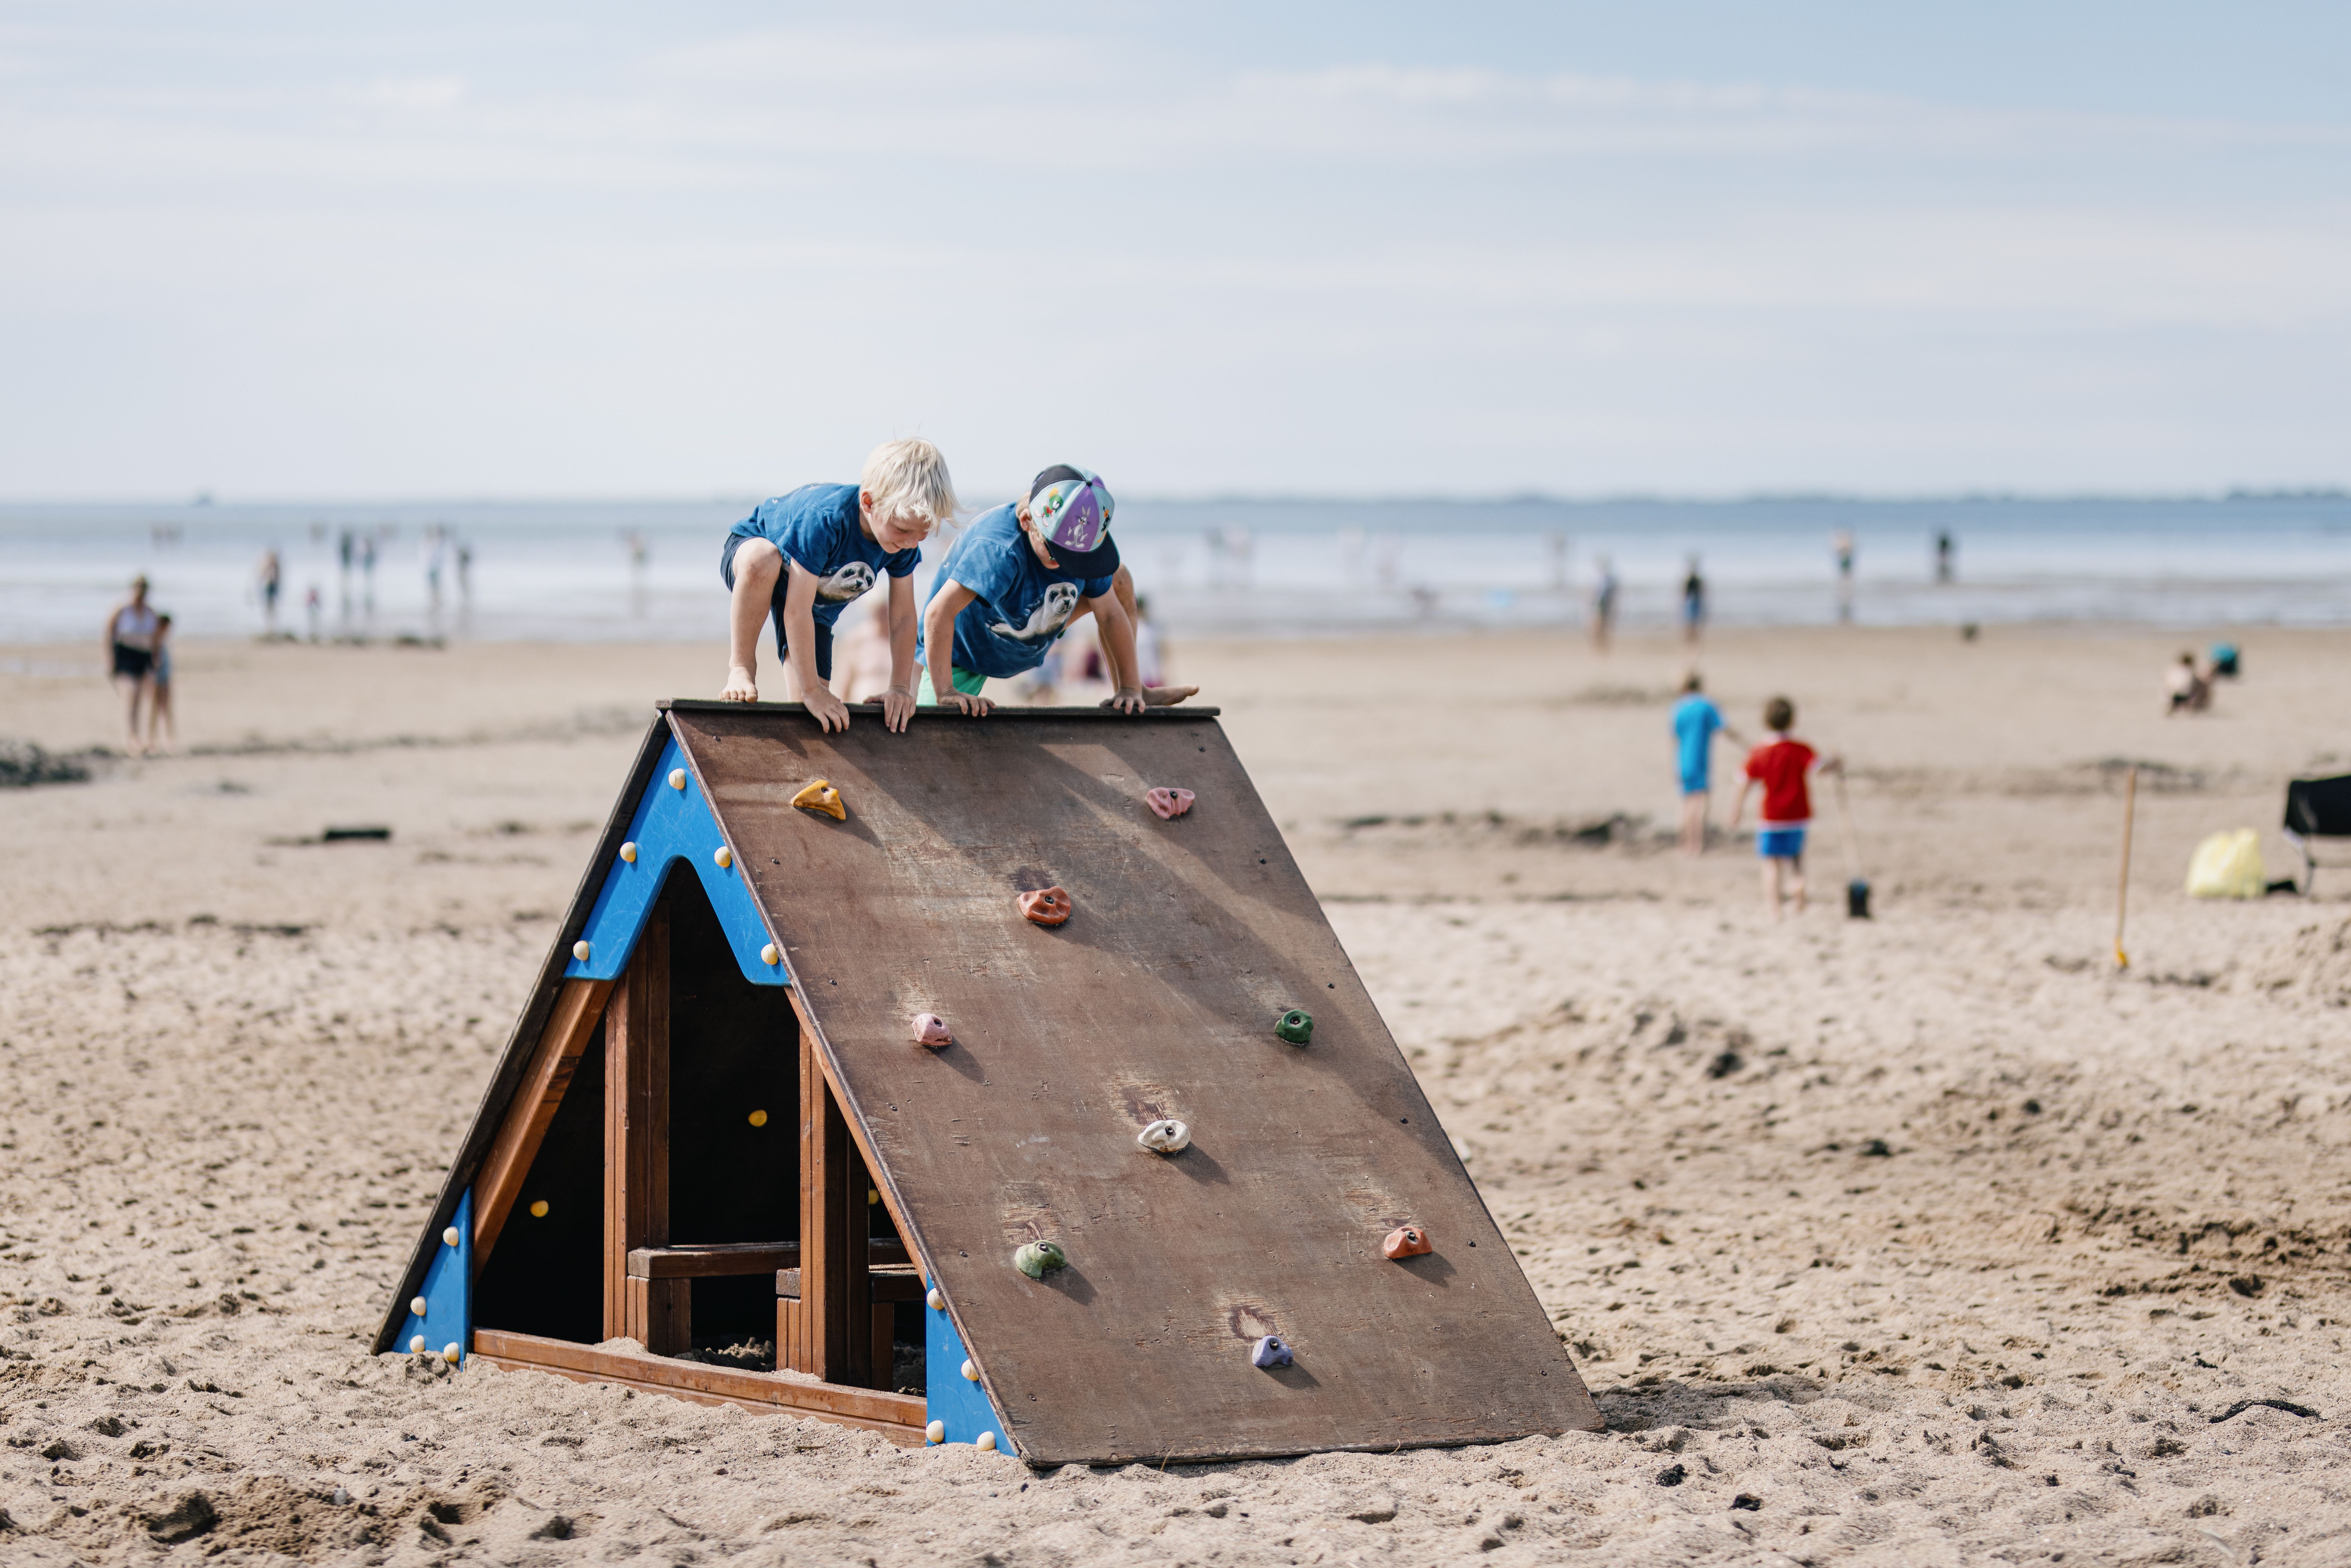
[1100,684,1198,711]
[721,666,758,702]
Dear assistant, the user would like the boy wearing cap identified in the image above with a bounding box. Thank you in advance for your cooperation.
[719,437,959,733]
[919,465,1195,716]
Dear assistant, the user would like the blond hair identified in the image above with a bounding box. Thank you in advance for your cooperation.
[860,438,959,530]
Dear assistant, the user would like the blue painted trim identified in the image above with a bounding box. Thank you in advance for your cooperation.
[924,1279,1007,1446]
[564,733,789,987]
[398,1188,470,1363]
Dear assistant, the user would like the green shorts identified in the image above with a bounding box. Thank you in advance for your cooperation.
[918,667,989,705]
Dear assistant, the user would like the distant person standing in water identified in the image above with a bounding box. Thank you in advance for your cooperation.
[1935,531,1954,584]
[1590,555,1618,652]
[1833,531,1856,622]
[1680,555,1706,645]
[103,575,159,755]
[1670,673,1745,856]
[257,548,282,634]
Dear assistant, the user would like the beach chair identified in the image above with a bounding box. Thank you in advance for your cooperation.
[2282,773,2351,893]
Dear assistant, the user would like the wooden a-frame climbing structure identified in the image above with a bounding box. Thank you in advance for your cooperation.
[380,702,1599,1463]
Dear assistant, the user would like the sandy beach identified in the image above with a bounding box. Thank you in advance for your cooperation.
[3,624,2348,1565]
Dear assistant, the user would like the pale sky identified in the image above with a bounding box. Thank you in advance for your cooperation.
[3,2,2347,500]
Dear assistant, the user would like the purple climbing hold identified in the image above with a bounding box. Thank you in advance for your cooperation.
[1250,1334,1292,1369]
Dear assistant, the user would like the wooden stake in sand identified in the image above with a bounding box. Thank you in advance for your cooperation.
[2114,764,2138,970]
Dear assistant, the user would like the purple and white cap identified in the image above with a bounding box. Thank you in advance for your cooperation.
[1024,465,1119,578]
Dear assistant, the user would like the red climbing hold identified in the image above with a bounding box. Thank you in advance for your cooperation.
[1383,1225,1432,1260]
[1146,787,1195,820]
[1019,887,1073,926]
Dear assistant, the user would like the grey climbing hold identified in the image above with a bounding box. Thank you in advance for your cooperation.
[1137,1119,1191,1154]
[1251,1334,1292,1369]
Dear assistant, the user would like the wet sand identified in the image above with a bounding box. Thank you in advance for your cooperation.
[1,625,2347,1565]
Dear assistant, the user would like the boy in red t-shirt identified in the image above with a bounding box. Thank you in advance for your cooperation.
[1728,695,1843,918]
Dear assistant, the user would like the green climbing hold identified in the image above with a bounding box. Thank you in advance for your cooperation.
[1274,1008,1314,1044]
[1014,1240,1068,1280]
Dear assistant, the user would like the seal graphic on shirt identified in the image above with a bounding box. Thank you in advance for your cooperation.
[814,561,876,602]
[990,581,1081,644]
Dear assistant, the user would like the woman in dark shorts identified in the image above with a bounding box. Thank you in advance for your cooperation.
[105,575,159,755]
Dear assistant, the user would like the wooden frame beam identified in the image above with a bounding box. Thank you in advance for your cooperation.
[625,1238,908,1280]
[605,894,687,1352]
[782,1029,875,1384]
[472,1329,924,1445]
[471,977,613,1265]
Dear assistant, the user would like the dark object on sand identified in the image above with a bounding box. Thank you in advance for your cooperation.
[1833,774,1871,919]
[2210,1397,2318,1424]
[2282,773,2351,894]
[1846,878,1870,918]
[1655,1463,1687,1487]
[323,825,392,842]
[0,739,94,788]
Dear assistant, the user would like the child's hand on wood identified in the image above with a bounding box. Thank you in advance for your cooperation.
[722,666,759,703]
[805,685,852,733]
[1104,686,1146,715]
[942,690,995,717]
[880,686,916,733]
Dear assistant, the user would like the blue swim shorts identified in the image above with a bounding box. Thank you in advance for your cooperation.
[1756,825,1806,860]
[1679,774,1709,798]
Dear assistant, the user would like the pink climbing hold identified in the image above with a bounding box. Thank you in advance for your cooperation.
[1146,787,1195,820]
[1382,1225,1433,1260]
[911,1013,953,1049]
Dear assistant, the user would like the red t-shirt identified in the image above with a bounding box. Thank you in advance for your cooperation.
[1744,737,1818,824]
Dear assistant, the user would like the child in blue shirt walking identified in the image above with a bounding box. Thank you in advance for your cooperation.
[719,438,959,732]
[919,465,1196,716]
[1671,672,1745,855]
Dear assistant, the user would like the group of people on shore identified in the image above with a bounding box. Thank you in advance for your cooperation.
[717,439,1194,730]
[104,575,175,756]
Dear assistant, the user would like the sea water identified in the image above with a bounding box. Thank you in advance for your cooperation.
[5,494,2349,647]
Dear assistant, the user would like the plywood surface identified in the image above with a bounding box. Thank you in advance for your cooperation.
[667,703,1598,1463]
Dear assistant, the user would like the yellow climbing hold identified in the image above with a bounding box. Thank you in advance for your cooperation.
[791,779,847,820]
[748,1109,768,1128]
[867,1187,880,1205]
[529,1200,549,1218]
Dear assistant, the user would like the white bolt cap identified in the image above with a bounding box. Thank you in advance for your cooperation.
[442,1343,461,1364]
[976,1431,998,1452]
[714,845,732,869]
[410,1296,428,1317]
[573,940,591,962]
[925,1419,945,1444]
[926,1287,944,1311]
[760,943,780,966]
[961,1358,978,1382]
[409,1335,426,1354]
[669,768,687,790]
[442,1226,460,1247]
[620,841,638,863]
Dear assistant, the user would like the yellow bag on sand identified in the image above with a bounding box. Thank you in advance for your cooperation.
[2185,828,2266,899]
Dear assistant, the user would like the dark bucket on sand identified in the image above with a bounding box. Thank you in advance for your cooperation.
[1847,879,1871,919]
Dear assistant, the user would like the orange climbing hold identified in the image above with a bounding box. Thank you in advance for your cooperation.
[1382,1225,1432,1259]
[791,779,847,820]
[1019,887,1073,926]
[1146,787,1195,820]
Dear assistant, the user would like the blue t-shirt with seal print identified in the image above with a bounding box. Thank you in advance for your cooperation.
[728,483,919,628]
[921,503,1114,678]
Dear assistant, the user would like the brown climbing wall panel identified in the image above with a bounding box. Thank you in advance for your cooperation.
[666,702,1598,1464]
